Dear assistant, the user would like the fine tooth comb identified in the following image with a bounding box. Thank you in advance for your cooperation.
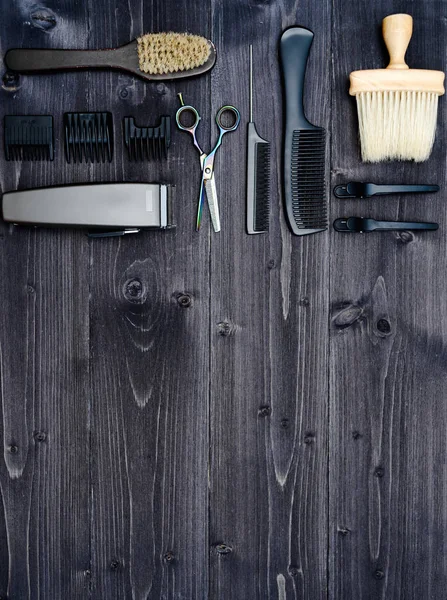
[280,27,327,235]
[246,45,271,234]
[64,112,113,164]
[5,115,54,161]
[5,32,216,82]
[124,116,171,161]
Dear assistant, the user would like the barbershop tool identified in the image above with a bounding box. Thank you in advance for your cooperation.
[334,182,440,199]
[5,32,216,81]
[124,116,171,161]
[280,27,327,235]
[5,115,54,161]
[246,45,271,234]
[333,217,438,233]
[349,14,445,162]
[2,183,173,235]
[64,112,113,163]
[176,94,240,232]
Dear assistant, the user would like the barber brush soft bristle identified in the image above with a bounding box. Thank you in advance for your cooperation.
[349,14,445,162]
[5,32,216,82]
[137,32,211,74]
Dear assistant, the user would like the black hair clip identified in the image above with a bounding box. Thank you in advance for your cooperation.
[334,183,439,199]
[333,217,439,233]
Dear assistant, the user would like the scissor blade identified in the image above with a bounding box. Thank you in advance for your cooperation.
[205,176,221,233]
[197,177,206,230]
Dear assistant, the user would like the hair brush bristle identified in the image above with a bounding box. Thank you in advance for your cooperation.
[137,32,211,75]
[356,90,439,162]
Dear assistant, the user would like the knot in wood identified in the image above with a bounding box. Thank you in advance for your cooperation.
[338,526,351,536]
[280,418,289,429]
[2,71,20,90]
[258,405,271,418]
[110,559,120,571]
[30,6,57,31]
[304,432,315,445]
[164,550,175,563]
[215,543,232,556]
[123,278,145,302]
[332,304,363,329]
[376,319,391,335]
[119,87,129,99]
[397,230,414,244]
[288,565,302,578]
[34,431,47,442]
[374,467,385,478]
[374,569,385,580]
[8,445,18,454]
[267,258,276,270]
[299,297,310,307]
[217,320,233,336]
[156,83,167,95]
[352,431,361,440]
[177,294,192,308]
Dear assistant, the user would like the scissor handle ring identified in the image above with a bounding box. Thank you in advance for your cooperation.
[176,105,201,132]
[216,106,241,132]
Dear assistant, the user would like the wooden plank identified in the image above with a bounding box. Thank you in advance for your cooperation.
[209,1,331,598]
[86,1,211,598]
[0,2,91,598]
[330,2,447,598]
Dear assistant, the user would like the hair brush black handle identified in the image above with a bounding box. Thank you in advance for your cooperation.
[5,45,134,72]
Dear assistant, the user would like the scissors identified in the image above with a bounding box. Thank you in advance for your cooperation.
[176,94,241,232]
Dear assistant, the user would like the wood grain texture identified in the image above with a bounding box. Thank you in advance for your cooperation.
[85,1,211,598]
[0,1,92,598]
[209,0,330,598]
[0,0,446,598]
[330,0,447,598]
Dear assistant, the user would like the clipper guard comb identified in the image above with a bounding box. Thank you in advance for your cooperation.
[64,112,113,163]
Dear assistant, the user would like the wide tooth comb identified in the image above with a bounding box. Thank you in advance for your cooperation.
[4,115,54,161]
[124,116,171,161]
[280,27,327,235]
[64,112,113,164]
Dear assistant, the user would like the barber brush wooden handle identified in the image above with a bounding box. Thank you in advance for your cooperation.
[383,13,413,70]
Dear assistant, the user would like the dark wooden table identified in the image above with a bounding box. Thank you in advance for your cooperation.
[0,0,445,598]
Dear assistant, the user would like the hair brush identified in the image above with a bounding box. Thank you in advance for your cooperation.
[5,32,216,81]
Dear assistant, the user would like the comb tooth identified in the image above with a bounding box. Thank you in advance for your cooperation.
[254,141,271,232]
[88,120,94,163]
[75,115,81,163]
[156,121,163,161]
[164,117,171,157]
[101,114,107,162]
[151,128,155,160]
[64,113,113,164]
[92,117,98,163]
[97,114,102,162]
[101,116,106,163]
[123,117,170,162]
[290,129,327,230]
[145,132,150,161]
[135,131,140,161]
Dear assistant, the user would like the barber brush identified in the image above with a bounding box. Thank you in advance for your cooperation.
[349,14,444,162]
[5,32,216,81]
